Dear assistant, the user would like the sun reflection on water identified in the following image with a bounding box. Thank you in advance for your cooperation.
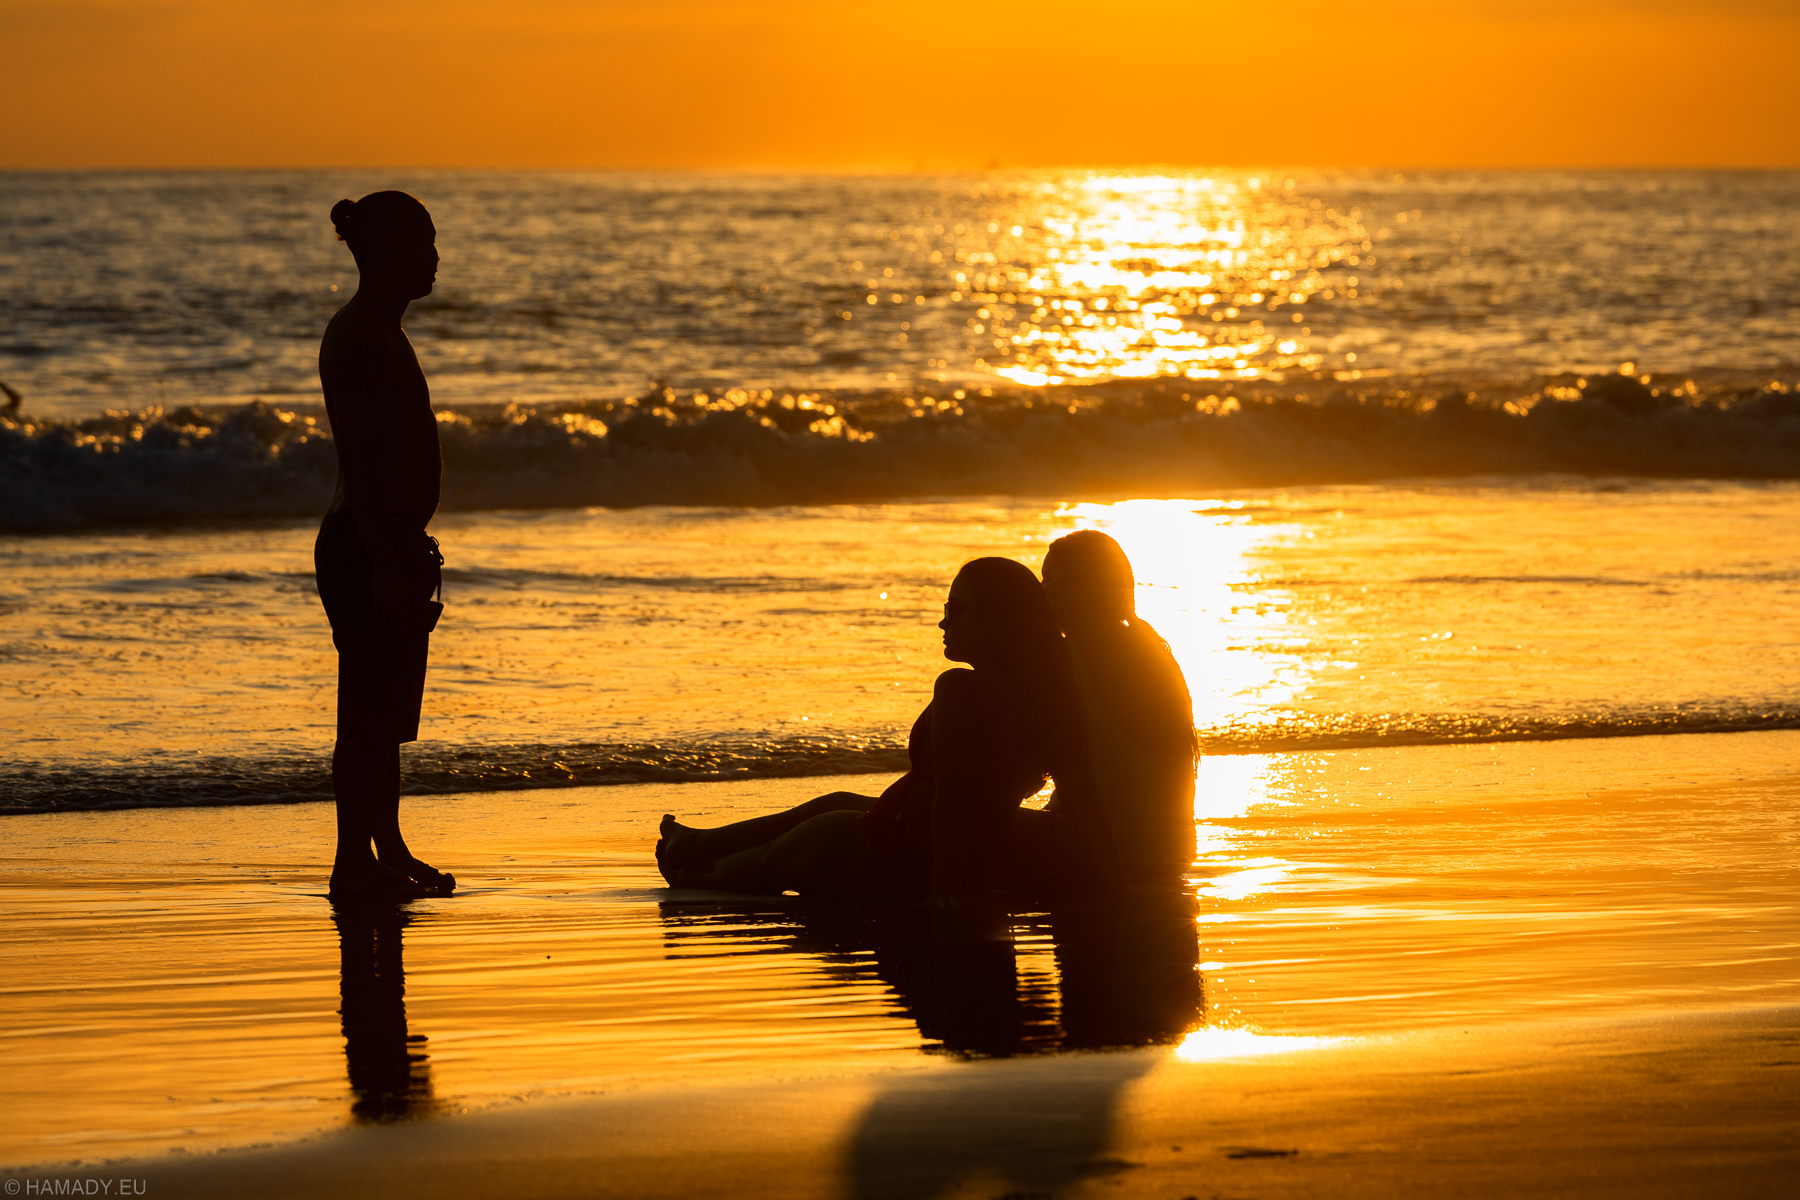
[1171,1026,1343,1062]
[944,172,1367,386]
[1189,754,1281,861]
[1196,859,1297,902]
[1054,497,1315,735]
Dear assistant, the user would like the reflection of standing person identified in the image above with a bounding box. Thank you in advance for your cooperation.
[332,906,438,1121]
[316,191,454,899]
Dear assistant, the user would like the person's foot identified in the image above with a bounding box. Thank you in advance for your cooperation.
[651,816,698,863]
[329,858,437,901]
[386,855,457,895]
[655,813,706,885]
[373,834,457,895]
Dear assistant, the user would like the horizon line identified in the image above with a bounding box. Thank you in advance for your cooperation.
[4,162,1799,174]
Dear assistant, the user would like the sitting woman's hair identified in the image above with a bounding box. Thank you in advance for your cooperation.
[952,556,1088,779]
[330,191,432,261]
[1041,531,1196,761]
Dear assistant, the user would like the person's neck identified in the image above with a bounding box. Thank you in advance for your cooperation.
[955,649,999,675]
[350,281,412,325]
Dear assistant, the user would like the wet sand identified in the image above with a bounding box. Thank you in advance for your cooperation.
[77,1006,1800,1199]
[4,732,1799,1188]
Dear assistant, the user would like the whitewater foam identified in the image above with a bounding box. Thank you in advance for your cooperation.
[5,372,1799,530]
[8,706,1799,815]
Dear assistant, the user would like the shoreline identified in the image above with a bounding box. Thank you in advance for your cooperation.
[12,718,1800,817]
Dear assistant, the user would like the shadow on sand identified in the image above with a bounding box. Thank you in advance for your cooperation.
[659,891,1200,1198]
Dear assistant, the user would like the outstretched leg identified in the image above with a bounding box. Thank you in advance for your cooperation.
[680,809,874,897]
[658,791,877,876]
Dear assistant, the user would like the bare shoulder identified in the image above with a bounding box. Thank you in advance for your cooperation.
[321,301,377,350]
[932,667,979,699]
[319,303,388,381]
[929,668,1024,776]
[931,668,995,718]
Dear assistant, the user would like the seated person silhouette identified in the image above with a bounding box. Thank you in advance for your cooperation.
[315,190,454,899]
[656,557,1101,902]
[1030,530,1198,887]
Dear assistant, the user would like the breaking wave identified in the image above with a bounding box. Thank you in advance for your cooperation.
[4,370,1800,529]
[6,705,1797,814]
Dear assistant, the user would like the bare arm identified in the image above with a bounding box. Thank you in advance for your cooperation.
[928,670,1017,902]
[323,332,413,633]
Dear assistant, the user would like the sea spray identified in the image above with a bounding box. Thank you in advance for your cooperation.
[5,373,1800,530]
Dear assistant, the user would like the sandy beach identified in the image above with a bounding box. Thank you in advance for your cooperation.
[76,1006,1800,1200]
[5,733,1797,1192]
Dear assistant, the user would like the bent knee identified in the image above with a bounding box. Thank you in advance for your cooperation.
[774,808,866,852]
[808,791,879,814]
[765,809,870,887]
[799,822,875,897]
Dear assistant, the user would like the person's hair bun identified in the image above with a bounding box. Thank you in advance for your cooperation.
[330,191,431,251]
[330,198,357,240]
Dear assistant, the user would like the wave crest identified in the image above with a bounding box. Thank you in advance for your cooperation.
[5,373,1800,529]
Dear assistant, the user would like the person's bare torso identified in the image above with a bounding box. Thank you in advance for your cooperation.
[319,301,441,528]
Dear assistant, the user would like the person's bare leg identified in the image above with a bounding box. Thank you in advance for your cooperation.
[682,810,871,897]
[370,746,454,892]
[680,844,781,893]
[658,791,876,870]
[330,738,431,898]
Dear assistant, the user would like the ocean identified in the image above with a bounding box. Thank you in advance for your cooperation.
[7,169,1799,416]
[3,168,1799,808]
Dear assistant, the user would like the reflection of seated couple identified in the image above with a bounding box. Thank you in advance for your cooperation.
[656,530,1198,903]
[662,893,1201,1058]
[661,881,1202,1199]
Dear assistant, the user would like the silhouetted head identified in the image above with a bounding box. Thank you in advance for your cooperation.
[331,191,437,299]
[939,556,1090,789]
[1041,529,1135,626]
[939,556,1063,670]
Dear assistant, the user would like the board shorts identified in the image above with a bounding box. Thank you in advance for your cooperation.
[315,510,444,745]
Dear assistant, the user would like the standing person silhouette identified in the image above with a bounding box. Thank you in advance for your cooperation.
[316,191,454,899]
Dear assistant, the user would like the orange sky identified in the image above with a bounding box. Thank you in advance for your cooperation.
[5,0,1797,169]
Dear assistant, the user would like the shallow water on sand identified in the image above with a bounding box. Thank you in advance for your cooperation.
[8,481,1800,810]
[3,731,1795,1166]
